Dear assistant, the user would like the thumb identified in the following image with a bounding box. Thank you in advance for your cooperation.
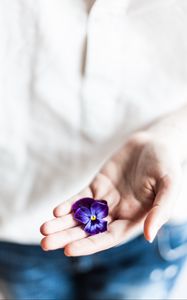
[144,175,178,243]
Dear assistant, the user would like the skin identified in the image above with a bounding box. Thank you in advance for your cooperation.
[40,105,187,256]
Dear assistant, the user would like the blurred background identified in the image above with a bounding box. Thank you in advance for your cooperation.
[0,0,187,299]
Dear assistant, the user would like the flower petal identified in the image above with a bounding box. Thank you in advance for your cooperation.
[84,220,92,234]
[98,220,108,233]
[90,200,108,220]
[84,219,107,235]
[72,198,94,213]
[74,207,91,224]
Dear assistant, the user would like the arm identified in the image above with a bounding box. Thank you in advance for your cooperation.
[40,104,187,255]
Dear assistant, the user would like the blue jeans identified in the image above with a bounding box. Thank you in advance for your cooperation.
[0,223,187,300]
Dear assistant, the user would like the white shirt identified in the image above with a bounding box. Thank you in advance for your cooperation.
[0,0,187,244]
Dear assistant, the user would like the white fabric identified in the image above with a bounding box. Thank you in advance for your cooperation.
[0,0,187,243]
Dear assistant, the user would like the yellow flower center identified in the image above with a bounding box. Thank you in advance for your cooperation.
[91,215,96,221]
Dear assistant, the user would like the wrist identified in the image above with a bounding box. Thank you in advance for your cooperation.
[144,119,186,165]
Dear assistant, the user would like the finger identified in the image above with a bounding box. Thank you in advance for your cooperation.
[64,220,141,257]
[91,173,114,198]
[53,172,114,218]
[54,183,120,219]
[41,211,113,236]
[41,226,88,251]
[53,187,93,217]
[43,188,118,237]
[91,174,121,211]
[40,214,78,236]
[41,214,113,251]
[102,188,121,212]
[144,175,178,243]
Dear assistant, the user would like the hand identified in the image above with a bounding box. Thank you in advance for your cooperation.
[40,132,181,256]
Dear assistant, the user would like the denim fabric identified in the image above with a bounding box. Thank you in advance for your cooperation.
[0,223,187,300]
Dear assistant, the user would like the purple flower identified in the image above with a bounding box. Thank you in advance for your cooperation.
[72,197,109,235]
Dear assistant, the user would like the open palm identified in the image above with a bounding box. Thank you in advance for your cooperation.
[40,133,181,256]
